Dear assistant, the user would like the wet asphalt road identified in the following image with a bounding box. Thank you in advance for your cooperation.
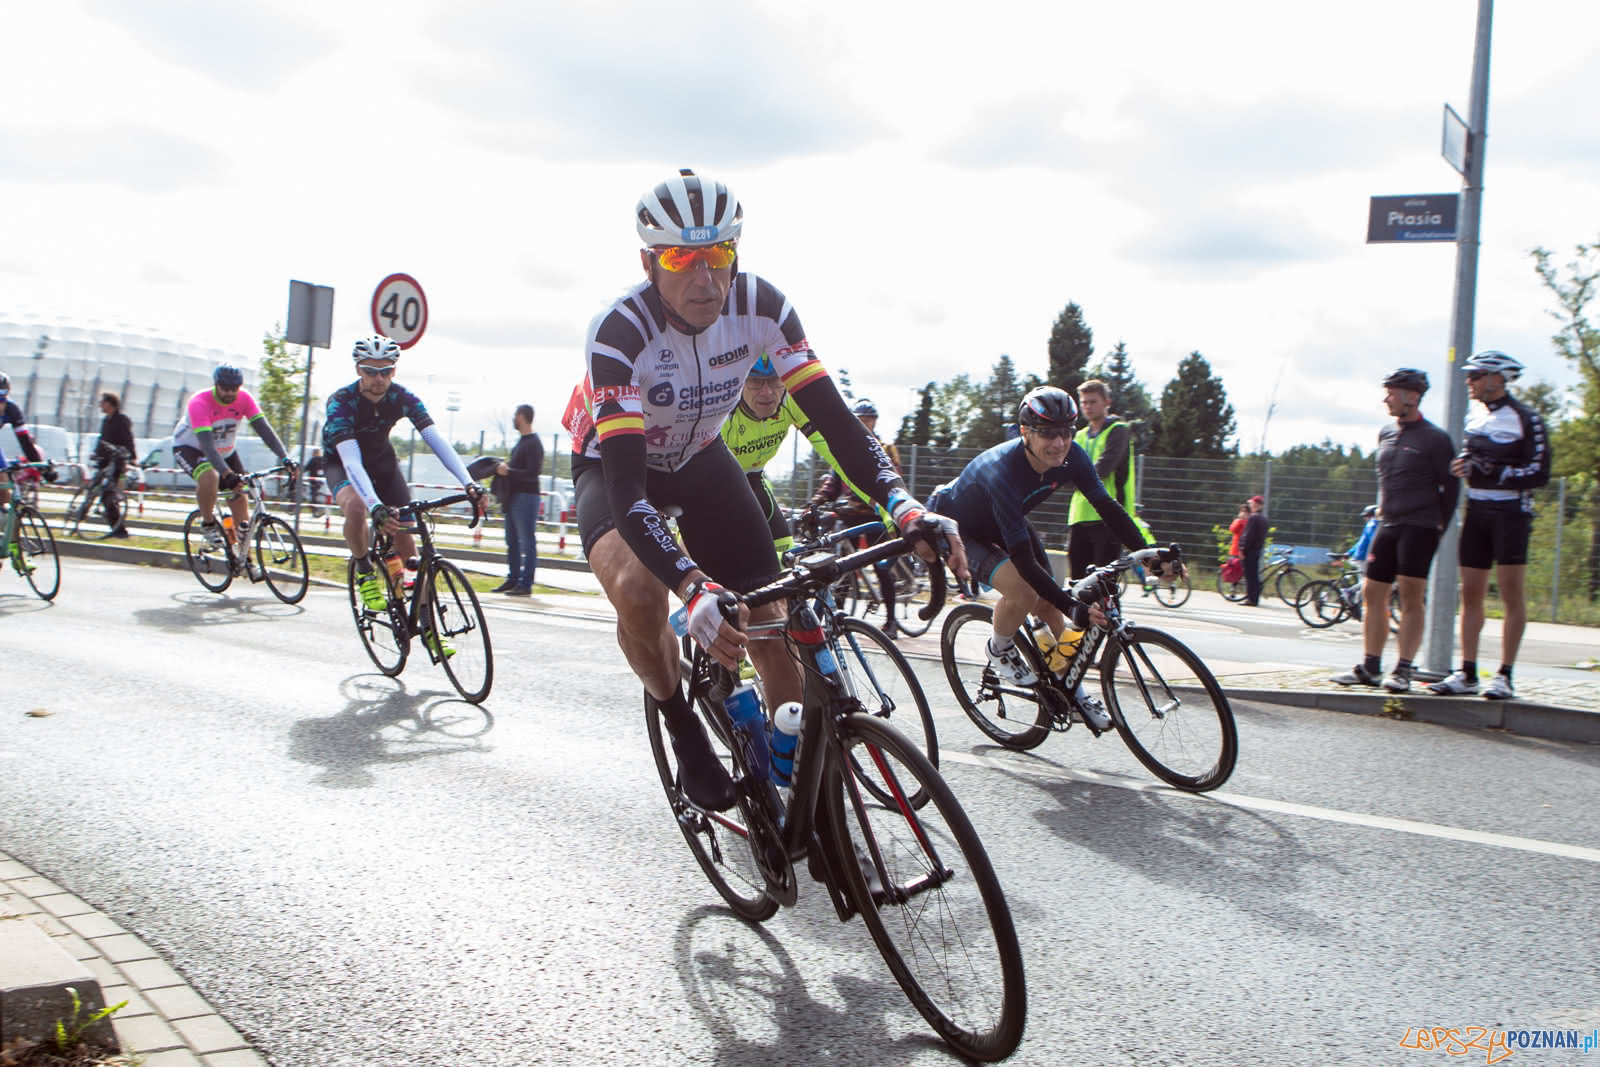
[3,559,1598,1066]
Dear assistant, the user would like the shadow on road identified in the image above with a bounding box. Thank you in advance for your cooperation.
[672,906,950,1065]
[287,673,495,788]
[0,592,53,614]
[132,589,304,631]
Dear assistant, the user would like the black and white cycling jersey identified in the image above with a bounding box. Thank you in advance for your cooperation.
[1461,394,1550,512]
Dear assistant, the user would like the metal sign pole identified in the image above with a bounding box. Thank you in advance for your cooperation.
[1425,0,1494,675]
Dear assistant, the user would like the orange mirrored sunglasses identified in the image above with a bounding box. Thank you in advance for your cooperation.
[654,240,738,273]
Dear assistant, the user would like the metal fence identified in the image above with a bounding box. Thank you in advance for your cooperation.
[772,444,1596,626]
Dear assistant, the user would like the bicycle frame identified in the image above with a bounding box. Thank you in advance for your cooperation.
[371,492,473,659]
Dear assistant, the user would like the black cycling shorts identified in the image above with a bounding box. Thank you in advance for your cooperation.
[324,455,411,508]
[1459,498,1532,568]
[1365,524,1442,583]
[572,440,781,594]
[745,471,792,545]
[174,445,244,482]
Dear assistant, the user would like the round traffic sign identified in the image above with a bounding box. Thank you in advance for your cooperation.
[370,273,428,350]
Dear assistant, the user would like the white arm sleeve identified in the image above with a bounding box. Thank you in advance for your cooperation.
[334,439,382,510]
[419,424,473,486]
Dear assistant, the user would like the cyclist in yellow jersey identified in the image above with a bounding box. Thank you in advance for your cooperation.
[721,354,847,560]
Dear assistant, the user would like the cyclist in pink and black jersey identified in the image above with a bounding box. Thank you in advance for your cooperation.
[568,168,966,810]
[171,365,295,550]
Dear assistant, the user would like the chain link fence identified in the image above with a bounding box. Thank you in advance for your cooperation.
[772,443,1596,627]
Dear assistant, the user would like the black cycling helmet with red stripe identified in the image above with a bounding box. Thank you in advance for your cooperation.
[1017,386,1077,429]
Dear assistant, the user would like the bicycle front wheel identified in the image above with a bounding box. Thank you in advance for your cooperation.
[1154,572,1191,607]
[939,602,1049,750]
[15,506,61,600]
[1101,626,1237,792]
[254,516,308,604]
[421,559,493,703]
[645,666,778,922]
[1294,580,1344,629]
[183,510,233,593]
[833,617,937,804]
[827,714,1027,1061]
[63,487,90,537]
[347,557,408,675]
[1274,565,1311,606]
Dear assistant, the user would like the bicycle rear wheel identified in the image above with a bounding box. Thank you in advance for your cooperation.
[887,555,934,637]
[347,557,408,675]
[1294,580,1345,628]
[1153,572,1191,607]
[1274,565,1311,606]
[1101,627,1237,791]
[827,714,1026,1061]
[833,617,937,805]
[422,559,493,703]
[182,510,233,593]
[63,487,90,537]
[14,506,61,600]
[254,516,308,604]
[939,602,1049,750]
[645,663,779,922]
[1215,568,1246,602]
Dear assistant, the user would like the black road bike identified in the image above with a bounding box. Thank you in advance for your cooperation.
[648,527,1026,1061]
[942,546,1238,792]
[63,451,135,539]
[2,461,61,600]
[182,466,309,604]
[348,493,493,704]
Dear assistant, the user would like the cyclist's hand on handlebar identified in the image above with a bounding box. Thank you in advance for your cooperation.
[219,471,242,491]
[684,580,748,670]
[464,483,488,522]
[369,503,400,535]
[42,464,58,483]
[888,492,970,583]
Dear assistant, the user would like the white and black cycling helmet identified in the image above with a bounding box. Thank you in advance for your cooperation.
[636,168,743,247]
[1382,367,1429,393]
[1464,350,1522,381]
[851,398,879,418]
[1018,385,1077,429]
[352,335,402,364]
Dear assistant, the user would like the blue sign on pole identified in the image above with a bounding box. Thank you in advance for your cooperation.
[1366,194,1459,243]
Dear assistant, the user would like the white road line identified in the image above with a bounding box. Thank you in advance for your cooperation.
[940,749,1600,864]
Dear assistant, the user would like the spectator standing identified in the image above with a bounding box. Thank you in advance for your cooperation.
[93,392,136,537]
[493,404,544,597]
[1067,379,1136,578]
[1227,503,1248,559]
[1427,351,1552,700]
[1330,369,1458,692]
[303,446,327,509]
[1239,494,1268,605]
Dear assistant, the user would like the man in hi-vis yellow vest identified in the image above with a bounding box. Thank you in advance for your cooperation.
[1067,379,1137,578]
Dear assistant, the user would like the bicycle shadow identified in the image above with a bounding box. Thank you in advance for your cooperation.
[286,673,495,790]
[131,589,305,632]
[982,754,1342,938]
[672,906,949,1064]
[0,591,53,613]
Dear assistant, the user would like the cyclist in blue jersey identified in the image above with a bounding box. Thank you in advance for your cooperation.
[324,336,486,611]
[567,168,965,811]
[929,386,1179,728]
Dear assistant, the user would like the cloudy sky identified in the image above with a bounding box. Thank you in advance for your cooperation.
[4,0,1598,457]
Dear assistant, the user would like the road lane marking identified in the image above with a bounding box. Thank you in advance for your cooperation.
[940,749,1600,864]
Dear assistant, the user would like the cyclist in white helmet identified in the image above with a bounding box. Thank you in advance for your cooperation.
[324,335,486,613]
[565,167,966,811]
[1428,350,1551,700]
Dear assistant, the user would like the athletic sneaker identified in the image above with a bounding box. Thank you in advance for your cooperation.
[202,521,224,548]
[9,548,34,576]
[1329,663,1382,687]
[1381,665,1412,693]
[421,630,456,659]
[987,637,1038,687]
[1426,670,1479,696]
[356,570,388,611]
[1483,673,1515,700]
[1073,683,1113,730]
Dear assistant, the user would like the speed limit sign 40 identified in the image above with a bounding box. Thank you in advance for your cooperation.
[371,273,428,349]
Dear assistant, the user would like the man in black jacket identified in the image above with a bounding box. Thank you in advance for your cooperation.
[1240,494,1268,605]
[494,404,544,596]
[93,392,137,537]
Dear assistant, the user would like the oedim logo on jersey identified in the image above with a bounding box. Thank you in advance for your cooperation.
[708,343,749,368]
[681,226,718,243]
[592,385,639,405]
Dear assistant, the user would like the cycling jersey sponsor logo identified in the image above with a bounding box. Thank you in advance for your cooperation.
[707,343,749,368]
[647,382,675,407]
[658,349,674,362]
[592,385,639,405]
[644,424,672,447]
[730,429,786,456]
[677,378,742,411]
[774,340,812,359]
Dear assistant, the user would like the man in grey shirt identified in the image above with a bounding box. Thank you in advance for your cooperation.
[1331,369,1458,692]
